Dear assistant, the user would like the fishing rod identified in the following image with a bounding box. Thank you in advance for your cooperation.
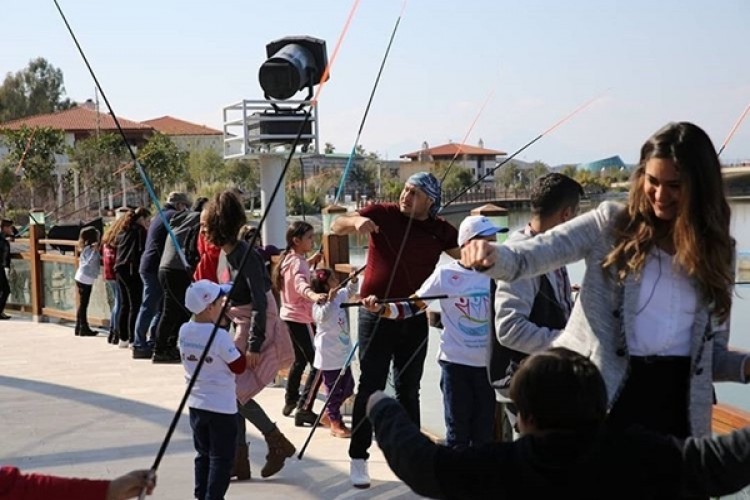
[437,86,496,186]
[440,91,606,211]
[52,0,190,272]
[297,1,411,459]
[332,0,408,207]
[339,291,487,308]
[718,101,750,157]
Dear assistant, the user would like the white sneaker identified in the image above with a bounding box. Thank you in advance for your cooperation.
[350,459,370,489]
[118,339,129,349]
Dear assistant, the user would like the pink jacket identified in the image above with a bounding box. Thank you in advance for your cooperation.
[229,292,294,404]
[278,253,315,324]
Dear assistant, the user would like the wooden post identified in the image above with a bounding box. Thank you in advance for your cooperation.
[321,205,350,280]
[28,223,45,322]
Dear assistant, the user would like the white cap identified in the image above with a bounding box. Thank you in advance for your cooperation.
[185,280,226,314]
[457,215,507,247]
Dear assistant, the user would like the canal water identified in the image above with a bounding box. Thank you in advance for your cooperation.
[344,199,750,439]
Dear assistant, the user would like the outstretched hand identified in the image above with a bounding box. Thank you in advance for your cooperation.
[354,217,379,235]
[361,295,382,313]
[460,239,497,271]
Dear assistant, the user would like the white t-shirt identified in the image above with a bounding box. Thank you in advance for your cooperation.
[312,283,357,370]
[416,261,492,367]
[178,321,241,414]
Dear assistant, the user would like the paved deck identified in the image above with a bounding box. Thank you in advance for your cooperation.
[0,315,421,499]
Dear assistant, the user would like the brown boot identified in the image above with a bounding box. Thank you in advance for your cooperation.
[330,419,352,438]
[261,427,296,478]
[232,442,251,481]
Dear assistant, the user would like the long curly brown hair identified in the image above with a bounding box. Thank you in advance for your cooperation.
[602,122,734,322]
[203,191,247,247]
[101,210,132,247]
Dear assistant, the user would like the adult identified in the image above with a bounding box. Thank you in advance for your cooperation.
[0,218,14,320]
[490,173,583,431]
[462,122,750,439]
[369,348,750,499]
[0,466,155,499]
[330,172,459,487]
[114,208,150,348]
[134,192,190,360]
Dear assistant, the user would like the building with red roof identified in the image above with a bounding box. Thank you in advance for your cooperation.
[400,140,506,183]
[142,116,223,154]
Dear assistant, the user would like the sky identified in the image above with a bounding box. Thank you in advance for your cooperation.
[2,0,750,166]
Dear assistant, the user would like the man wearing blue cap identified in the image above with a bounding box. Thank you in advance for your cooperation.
[331,172,460,488]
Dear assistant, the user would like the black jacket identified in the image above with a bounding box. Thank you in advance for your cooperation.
[370,397,750,499]
[0,233,9,268]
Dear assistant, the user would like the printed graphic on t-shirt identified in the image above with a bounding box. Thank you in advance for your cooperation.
[452,294,490,338]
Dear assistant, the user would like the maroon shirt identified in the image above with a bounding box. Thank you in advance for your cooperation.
[359,203,458,299]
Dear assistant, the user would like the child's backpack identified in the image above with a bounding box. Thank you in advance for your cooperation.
[159,210,201,272]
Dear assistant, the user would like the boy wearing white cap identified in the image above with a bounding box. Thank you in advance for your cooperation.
[180,279,247,500]
[363,215,507,450]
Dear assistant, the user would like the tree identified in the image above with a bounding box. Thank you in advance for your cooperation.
[221,158,259,195]
[432,161,474,194]
[528,161,550,183]
[0,162,17,205]
[186,148,224,189]
[495,161,521,189]
[560,165,577,178]
[324,142,336,154]
[0,58,73,122]
[135,133,187,196]
[1,126,65,207]
[68,133,128,211]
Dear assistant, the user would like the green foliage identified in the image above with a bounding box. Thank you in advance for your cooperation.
[560,165,577,178]
[1,126,65,204]
[221,158,259,194]
[68,133,128,194]
[135,133,187,195]
[528,161,550,182]
[324,142,335,154]
[186,148,224,188]
[432,161,474,193]
[0,162,17,200]
[495,161,521,189]
[0,57,73,122]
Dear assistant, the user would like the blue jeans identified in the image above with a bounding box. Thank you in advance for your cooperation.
[349,310,428,460]
[106,279,119,333]
[189,408,237,500]
[133,271,163,349]
[439,360,495,449]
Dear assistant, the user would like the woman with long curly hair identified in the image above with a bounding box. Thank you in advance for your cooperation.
[461,122,749,439]
[114,207,150,347]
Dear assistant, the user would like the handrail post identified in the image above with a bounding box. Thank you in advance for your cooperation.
[28,223,45,322]
[321,205,350,279]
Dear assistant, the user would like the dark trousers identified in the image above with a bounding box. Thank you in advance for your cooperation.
[349,310,428,460]
[154,268,192,353]
[607,356,691,439]
[285,320,322,410]
[115,266,143,343]
[439,360,495,449]
[0,266,10,313]
[321,367,355,422]
[75,281,92,330]
[189,407,237,500]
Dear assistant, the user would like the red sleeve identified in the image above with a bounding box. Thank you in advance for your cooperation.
[0,466,109,500]
[194,233,220,282]
[228,354,247,374]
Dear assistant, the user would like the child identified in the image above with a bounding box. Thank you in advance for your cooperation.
[74,226,101,337]
[310,268,359,438]
[180,279,247,500]
[272,221,326,426]
[363,215,504,449]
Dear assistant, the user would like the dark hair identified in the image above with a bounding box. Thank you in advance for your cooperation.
[271,221,315,293]
[78,226,100,249]
[239,225,258,243]
[203,191,247,247]
[310,268,333,294]
[121,207,150,233]
[1,218,14,228]
[603,122,734,322]
[509,347,607,432]
[530,173,584,218]
[192,197,209,212]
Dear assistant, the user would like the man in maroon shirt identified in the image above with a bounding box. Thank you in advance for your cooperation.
[331,172,459,488]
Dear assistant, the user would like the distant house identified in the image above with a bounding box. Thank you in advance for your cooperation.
[142,116,223,154]
[0,101,154,209]
[400,140,506,183]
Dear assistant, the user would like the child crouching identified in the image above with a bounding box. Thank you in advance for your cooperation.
[311,268,359,438]
[180,280,247,500]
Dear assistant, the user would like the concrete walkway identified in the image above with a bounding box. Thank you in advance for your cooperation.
[0,315,421,499]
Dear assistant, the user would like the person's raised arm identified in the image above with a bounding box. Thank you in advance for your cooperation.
[330,211,379,236]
